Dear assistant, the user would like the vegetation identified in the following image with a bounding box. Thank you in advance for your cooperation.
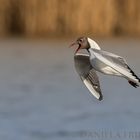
[0,0,140,37]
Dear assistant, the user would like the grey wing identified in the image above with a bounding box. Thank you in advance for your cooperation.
[94,49,140,84]
[94,49,128,68]
[74,53,103,101]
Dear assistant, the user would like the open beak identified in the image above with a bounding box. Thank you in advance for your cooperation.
[69,41,81,54]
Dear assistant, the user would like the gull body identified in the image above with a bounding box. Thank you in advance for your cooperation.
[71,37,140,101]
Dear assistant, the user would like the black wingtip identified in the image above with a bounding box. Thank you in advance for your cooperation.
[98,95,103,101]
[128,81,139,88]
[127,65,140,83]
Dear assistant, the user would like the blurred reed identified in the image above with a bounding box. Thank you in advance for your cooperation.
[0,0,140,37]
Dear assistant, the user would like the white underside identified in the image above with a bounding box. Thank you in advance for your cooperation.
[90,57,122,76]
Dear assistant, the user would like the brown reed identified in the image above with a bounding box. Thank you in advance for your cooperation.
[0,0,140,37]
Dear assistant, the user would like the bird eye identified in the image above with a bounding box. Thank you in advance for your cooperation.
[77,38,84,44]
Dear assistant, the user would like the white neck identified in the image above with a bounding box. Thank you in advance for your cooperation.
[87,38,101,50]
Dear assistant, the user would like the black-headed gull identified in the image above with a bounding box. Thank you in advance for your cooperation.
[70,37,140,101]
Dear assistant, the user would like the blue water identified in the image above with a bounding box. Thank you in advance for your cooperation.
[0,39,140,140]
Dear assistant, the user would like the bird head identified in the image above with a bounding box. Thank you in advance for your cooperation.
[70,37,100,54]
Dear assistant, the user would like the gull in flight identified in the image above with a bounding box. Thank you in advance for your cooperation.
[70,37,140,101]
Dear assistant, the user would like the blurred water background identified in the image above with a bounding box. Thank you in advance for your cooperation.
[0,39,139,140]
[0,0,140,140]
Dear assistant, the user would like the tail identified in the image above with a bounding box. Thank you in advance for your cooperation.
[127,65,140,88]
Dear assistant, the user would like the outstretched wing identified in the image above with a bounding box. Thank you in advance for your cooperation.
[98,50,128,68]
[74,53,103,101]
[91,49,140,85]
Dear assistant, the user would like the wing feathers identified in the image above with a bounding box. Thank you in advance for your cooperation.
[91,49,140,85]
[74,54,103,101]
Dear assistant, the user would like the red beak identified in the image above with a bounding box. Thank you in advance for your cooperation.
[69,42,80,54]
